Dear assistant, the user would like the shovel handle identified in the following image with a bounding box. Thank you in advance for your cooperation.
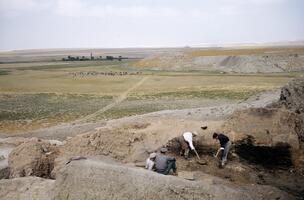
[193,149,200,160]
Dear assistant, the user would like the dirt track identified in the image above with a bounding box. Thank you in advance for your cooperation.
[75,76,149,123]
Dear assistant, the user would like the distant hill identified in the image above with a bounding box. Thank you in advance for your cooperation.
[134,46,304,73]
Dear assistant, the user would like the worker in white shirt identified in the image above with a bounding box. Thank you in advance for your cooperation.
[145,152,157,171]
[177,131,198,159]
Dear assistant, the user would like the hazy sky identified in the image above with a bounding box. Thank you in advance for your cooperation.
[0,0,303,50]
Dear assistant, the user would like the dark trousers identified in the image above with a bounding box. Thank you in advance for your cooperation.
[177,136,190,158]
[158,160,177,175]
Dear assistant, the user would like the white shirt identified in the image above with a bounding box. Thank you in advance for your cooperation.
[183,132,195,150]
[145,158,155,170]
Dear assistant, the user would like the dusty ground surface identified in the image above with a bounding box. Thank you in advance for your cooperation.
[1,83,303,199]
[52,159,293,200]
[0,47,303,199]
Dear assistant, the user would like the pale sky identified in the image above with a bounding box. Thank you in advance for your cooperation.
[0,0,303,50]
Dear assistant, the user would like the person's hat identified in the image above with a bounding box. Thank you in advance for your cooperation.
[201,125,208,130]
[149,153,157,159]
[160,147,168,153]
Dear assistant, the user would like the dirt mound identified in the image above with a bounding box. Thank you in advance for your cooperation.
[272,78,304,143]
[0,177,54,200]
[275,78,304,113]
[135,51,304,73]
[50,118,208,178]
[59,126,149,161]
[222,79,304,172]
[8,138,59,178]
[222,108,300,149]
[222,107,303,171]
[52,159,293,200]
[57,119,203,161]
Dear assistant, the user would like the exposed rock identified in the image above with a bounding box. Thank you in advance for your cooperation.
[0,177,54,200]
[0,145,14,179]
[274,78,304,114]
[52,159,293,200]
[271,78,304,144]
[222,108,300,149]
[0,167,9,179]
[222,79,304,172]
[8,138,59,178]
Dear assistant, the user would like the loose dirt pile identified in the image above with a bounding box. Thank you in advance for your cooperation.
[8,138,59,178]
[51,119,207,177]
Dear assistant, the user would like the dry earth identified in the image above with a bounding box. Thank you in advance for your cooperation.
[0,75,303,199]
[135,47,304,73]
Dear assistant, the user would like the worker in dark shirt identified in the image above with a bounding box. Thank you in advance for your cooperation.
[154,148,177,175]
[213,132,231,167]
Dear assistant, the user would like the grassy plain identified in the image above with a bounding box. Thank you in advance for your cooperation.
[0,48,302,133]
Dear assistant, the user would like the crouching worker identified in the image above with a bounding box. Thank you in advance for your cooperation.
[145,153,157,171]
[213,132,231,167]
[177,131,198,159]
[155,148,177,175]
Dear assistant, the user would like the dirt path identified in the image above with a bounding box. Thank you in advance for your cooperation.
[74,76,149,123]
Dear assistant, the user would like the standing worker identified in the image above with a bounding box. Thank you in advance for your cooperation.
[177,131,198,159]
[213,132,231,167]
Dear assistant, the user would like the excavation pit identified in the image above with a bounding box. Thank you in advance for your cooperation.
[235,136,293,169]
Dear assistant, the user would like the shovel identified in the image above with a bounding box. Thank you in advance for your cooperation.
[193,148,200,160]
[193,149,207,165]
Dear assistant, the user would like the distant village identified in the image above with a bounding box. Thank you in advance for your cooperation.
[62,53,128,61]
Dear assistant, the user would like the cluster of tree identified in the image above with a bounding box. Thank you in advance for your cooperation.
[68,71,143,77]
[62,54,127,61]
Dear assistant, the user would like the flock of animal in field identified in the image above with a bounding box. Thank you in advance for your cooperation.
[68,71,143,77]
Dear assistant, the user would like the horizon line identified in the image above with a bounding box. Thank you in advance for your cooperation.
[1,40,304,52]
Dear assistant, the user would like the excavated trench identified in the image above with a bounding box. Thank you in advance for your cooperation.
[167,135,293,169]
[234,136,293,169]
[166,136,215,156]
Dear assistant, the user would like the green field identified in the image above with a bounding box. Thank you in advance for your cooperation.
[0,57,300,133]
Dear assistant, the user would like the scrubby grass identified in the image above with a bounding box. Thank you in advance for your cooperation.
[0,93,113,132]
[0,60,136,71]
[97,98,226,120]
[0,69,10,75]
[0,58,298,133]
[128,89,262,101]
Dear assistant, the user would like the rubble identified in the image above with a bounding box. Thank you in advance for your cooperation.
[8,138,59,178]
